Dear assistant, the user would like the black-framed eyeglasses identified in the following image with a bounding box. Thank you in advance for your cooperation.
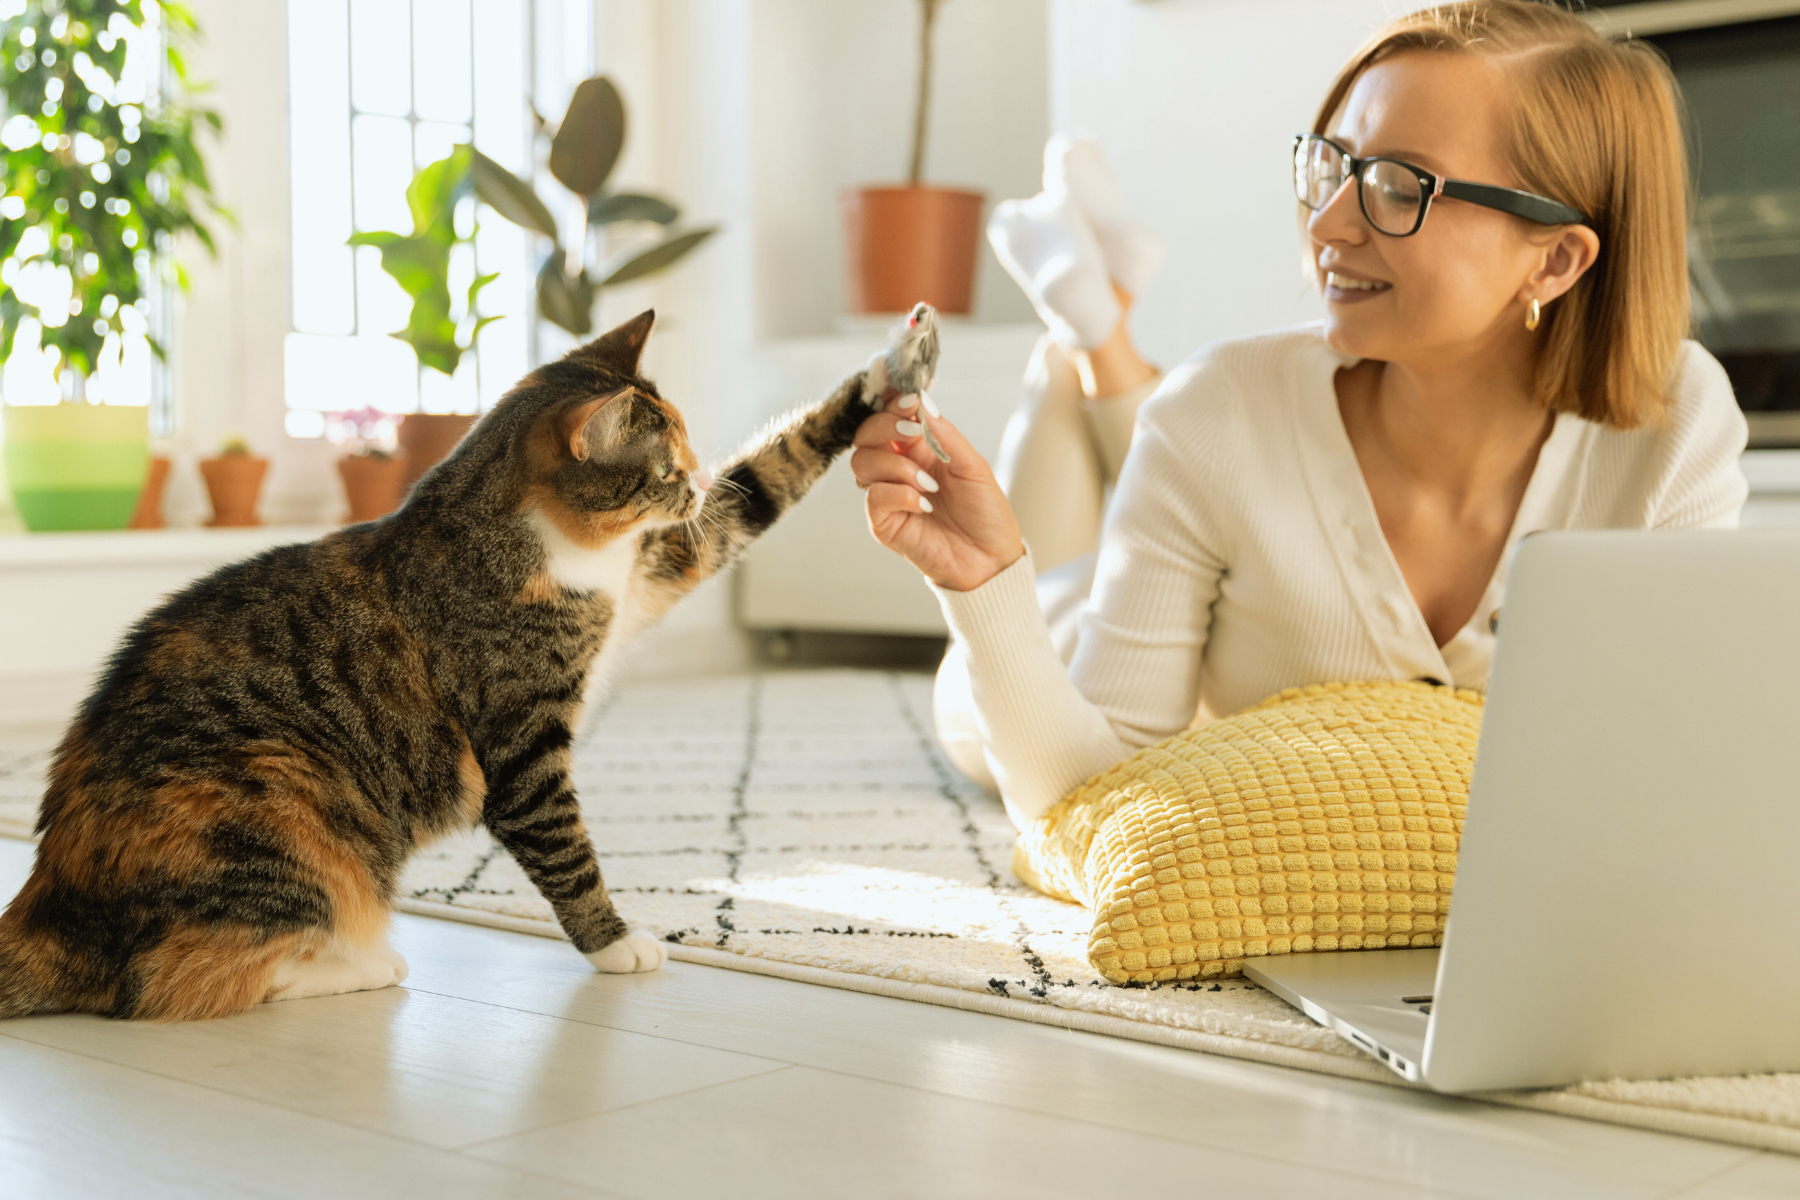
[1293,133,1591,237]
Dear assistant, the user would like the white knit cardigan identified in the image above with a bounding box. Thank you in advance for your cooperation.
[936,324,1750,825]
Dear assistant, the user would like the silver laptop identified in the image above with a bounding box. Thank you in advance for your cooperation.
[1245,529,1800,1092]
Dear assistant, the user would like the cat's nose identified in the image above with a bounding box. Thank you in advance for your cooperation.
[692,466,713,494]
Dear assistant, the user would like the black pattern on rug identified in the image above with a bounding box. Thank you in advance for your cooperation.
[396,669,1331,1050]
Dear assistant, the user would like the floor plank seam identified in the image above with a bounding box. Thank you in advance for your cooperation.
[1647,1150,1769,1200]
[450,1063,803,1153]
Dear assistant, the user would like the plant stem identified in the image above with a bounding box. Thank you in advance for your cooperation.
[908,0,943,186]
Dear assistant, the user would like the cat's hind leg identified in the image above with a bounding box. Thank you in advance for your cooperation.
[265,931,408,1002]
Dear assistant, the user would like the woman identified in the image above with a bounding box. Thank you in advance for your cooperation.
[853,0,1748,830]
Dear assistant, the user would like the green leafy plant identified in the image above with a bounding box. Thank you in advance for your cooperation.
[347,144,497,376]
[0,0,225,395]
[355,75,717,357]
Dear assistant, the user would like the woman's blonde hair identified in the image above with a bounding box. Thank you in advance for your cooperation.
[1313,0,1689,429]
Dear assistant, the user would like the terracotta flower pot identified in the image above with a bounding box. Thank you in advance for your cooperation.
[842,185,985,315]
[128,455,173,529]
[337,452,407,523]
[397,413,477,492]
[199,454,269,527]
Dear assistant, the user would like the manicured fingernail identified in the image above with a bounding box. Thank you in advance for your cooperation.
[914,468,939,493]
[895,393,919,411]
[918,495,933,513]
[921,393,941,418]
[895,419,923,437]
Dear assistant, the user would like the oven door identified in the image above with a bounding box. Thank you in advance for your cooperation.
[1597,2,1800,447]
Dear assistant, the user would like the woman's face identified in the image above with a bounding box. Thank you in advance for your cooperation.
[1309,51,1584,369]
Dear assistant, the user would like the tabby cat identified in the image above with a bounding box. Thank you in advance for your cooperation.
[0,306,937,1021]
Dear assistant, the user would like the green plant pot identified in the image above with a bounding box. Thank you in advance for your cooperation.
[3,403,151,531]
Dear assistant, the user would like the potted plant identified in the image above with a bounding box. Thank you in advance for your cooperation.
[329,407,406,523]
[841,0,983,315]
[198,434,266,527]
[396,412,475,493]
[126,450,170,528]
[0,1,224,531]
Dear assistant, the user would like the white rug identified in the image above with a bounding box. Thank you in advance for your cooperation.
[3,670,1797,1154]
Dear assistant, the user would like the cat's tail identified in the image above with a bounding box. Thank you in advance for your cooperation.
[0,919,57,1019]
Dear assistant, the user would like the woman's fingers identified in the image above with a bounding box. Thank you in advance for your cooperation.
[865,480,933,528]
[853,410,920,448]
[852,410,941,470]
[851,447,941,494]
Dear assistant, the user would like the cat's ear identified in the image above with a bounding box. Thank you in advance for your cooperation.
[562,390,636,461]
[571,310,655,375]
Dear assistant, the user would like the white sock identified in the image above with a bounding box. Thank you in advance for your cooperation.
[986,189,1121,350]
[1044,133,1165,299]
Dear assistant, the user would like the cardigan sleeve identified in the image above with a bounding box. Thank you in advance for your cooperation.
[933,359,1235,824]
[935,552,1133,827]
[1066,374,1233,747]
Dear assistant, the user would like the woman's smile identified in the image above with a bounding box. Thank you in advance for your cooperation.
[1325,269,1393,303]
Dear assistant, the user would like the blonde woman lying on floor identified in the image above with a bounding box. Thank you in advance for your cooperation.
[850,0,1748,831]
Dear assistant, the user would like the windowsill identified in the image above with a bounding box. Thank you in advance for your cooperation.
[0,525,336,569]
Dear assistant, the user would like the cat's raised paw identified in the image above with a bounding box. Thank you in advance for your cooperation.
[584,930,668,974]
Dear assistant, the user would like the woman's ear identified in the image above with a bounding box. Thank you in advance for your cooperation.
[1524,225,1602,306]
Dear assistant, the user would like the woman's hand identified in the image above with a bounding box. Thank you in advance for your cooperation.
[851,394,1024,593]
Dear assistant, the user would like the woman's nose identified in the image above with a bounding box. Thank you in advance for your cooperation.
[1308,176,1366,246]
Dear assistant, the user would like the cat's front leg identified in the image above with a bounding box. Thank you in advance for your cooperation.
[479,717,666,973]
[634,303,942,603]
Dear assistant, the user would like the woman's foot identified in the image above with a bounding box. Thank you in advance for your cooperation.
[987,189,1120,350]
[1044,134,1165,298]
[986,134,1165,351]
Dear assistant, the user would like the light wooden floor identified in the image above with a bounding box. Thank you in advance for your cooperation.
[0,838,1794,1199]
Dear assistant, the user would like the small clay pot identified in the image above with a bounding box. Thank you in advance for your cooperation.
[337,452,407,523]
[199,454,269,527]
[397,413,477,492]
[128,455,173,529]
[842,184,984,315]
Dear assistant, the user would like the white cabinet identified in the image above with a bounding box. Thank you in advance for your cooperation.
[736,322,1042,635]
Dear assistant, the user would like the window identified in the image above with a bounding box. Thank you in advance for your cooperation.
[284,0,591,438]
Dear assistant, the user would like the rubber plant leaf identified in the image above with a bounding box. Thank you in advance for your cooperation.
[599,227,719,287]
[536,249,595,336]
[588,192,679,226]
[549,76,625,198]
[469,145,559,240]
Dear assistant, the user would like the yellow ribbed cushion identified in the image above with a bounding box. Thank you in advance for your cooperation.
[1013,681,1481,984]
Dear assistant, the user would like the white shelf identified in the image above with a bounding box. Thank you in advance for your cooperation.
[0,525,333,569]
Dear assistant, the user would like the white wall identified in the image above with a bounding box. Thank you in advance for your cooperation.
[1049,0,1428,369]
[177,0,329,526]
[748,0,1046,339]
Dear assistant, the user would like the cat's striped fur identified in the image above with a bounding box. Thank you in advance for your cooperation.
[0,310,901,1020]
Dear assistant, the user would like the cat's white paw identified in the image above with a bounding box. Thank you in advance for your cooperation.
[266,940,408,1002]
[584,930,668,974]
[376,943,410,985]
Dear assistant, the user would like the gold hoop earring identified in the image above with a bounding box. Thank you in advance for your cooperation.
[1525,297,1541,332]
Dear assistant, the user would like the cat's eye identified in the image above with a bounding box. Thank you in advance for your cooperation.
[653,461,672,480]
